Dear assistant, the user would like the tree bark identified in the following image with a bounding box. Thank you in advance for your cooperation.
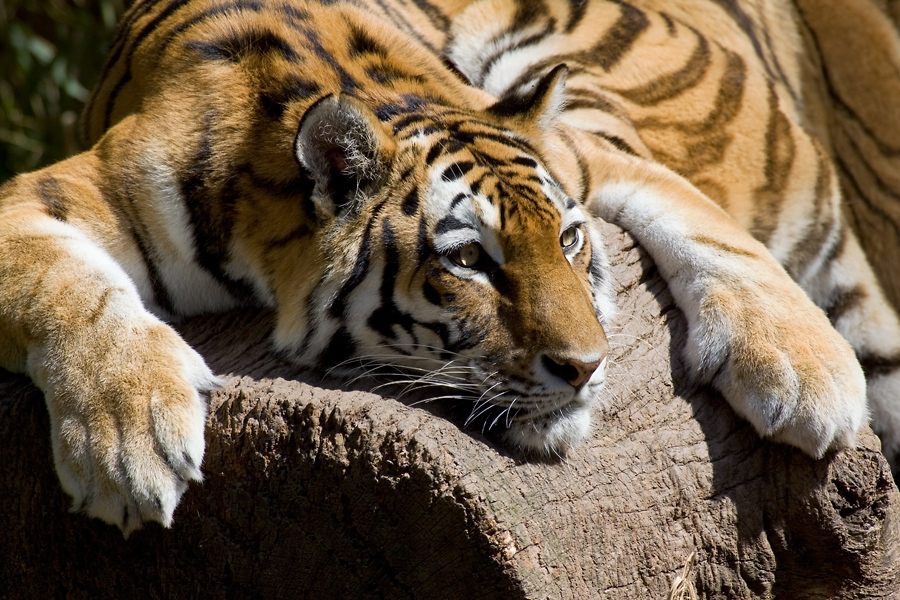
[1,221,898,599]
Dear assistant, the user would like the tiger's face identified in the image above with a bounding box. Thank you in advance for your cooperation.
[281,69,614,454]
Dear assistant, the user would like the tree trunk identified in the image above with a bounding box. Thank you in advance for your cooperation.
[1,221,898,599]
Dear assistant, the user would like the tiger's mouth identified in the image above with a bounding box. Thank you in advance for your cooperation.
[328,350,605,454]
[459,356,607,453]
[501,398,595,455]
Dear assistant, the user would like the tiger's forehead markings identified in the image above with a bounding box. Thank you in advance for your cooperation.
[426,161,503,259]
[382,101,577,242]
[427,163,499,229]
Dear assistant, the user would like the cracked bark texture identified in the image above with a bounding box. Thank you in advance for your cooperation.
[1,221,899,599]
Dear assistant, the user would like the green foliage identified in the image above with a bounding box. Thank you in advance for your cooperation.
[0,0,127,181]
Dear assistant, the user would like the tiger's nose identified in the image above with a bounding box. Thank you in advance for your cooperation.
[542,353,606,389]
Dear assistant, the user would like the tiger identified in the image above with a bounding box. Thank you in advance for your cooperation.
[2,0,899,537]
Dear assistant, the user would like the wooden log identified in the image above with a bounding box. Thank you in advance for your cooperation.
[1,221,898,599]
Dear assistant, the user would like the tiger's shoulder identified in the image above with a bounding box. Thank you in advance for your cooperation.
[80,0,461,146]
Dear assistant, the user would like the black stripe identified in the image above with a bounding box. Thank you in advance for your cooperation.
[129,221,176,316]
[406,0,450,32]
[259,74,321,119]
[435,215,472,236]
[402,187,420,216]
[375,94,430,121]
[687,234,759,258]
[245,165,316,203]
[397,166,414,181]
[264,223,314,249]
[557,129,590,202]
[365,63,427,85]
[498,164,542,185]
[659,11,676,35]
[85,288,114,326]
[297,23,359,92]
[416,214,431,266]
[401,122,442,138]
[320,326,357,368]
[104,0,194,130]
[590,0,650,72]
[347,22,387,57]
[425,143,444,165]
[512,156,538,169]
[565,0,588,32]
[500,181,551,206]
[98,157,177,314]
[185,28,300,62]
[782,153,837,280]
[820,220,848,268]
[367,218,417,339]
[330,224,373,318]
[593,132,639,156]
[642,48,746,135]
[859,353,900,379]
[440,161,475,182]
[486,61,561,119]
[449,193,467,209]
[448,127,538,157]
[588,240,607,295]
[824,285,867,325]
[474,19,556,87]
[512,0,548,29]
[750,84,795,245]
[38,175,67,222]
[711,0,799,103]
[634,48,746,180]
[82,0,164,141]
[564,88,622,115]
[158,0,267,53]
[423,280,442,306]
[616,26,711,106]
[469,173,486,196]
[178,112,254,300]
[392,114,428,133]
[832,130,900,241]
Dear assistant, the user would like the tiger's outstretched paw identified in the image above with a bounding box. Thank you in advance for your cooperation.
[42,320,219,537]
[685,279,867,458]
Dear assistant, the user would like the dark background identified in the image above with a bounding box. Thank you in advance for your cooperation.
[1,0,127,181]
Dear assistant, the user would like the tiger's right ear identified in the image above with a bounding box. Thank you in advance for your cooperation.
[295,94,397,217]
[487,64,568,132]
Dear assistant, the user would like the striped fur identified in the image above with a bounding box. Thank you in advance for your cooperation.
[1,0,899,534]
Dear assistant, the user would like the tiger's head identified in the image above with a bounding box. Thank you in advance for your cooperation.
[278,66,614,454]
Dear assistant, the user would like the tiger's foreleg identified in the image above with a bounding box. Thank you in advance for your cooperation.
[553,127,867,459]
[0,156,217,536]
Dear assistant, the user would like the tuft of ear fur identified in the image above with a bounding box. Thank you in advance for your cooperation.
[295,94,396,216]
[486,64,568,131]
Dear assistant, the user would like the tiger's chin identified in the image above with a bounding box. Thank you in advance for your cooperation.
[501,400,594,456]
[497,371,605,456]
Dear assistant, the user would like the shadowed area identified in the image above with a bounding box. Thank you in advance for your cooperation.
[0,221,897,599]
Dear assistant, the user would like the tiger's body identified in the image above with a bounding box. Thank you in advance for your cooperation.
[1,0,899,535]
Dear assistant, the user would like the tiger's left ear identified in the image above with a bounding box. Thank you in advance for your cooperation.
[295,94,397,217]
[487,64,568,131]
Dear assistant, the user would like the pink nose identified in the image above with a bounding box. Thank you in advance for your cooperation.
[542,354,606,388]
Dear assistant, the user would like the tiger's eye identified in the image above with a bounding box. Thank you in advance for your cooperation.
[560,226,579,249]
[451,243,481,268]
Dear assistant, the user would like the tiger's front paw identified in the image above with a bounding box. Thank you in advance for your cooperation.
[686,280,867,458]
[40,319,219,537]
